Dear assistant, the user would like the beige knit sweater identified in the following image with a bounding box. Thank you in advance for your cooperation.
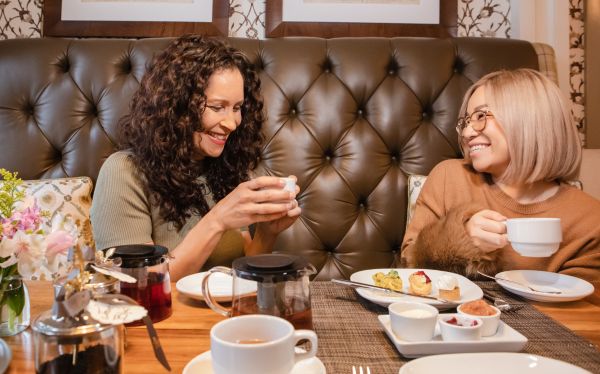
[90,151,245,271]
[401,159,600,283]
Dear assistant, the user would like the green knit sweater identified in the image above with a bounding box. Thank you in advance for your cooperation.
[90,151,244,271]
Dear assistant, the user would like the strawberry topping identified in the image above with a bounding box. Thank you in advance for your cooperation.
[415,270,431,283]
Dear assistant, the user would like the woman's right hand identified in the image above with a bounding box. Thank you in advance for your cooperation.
[465,209,508,253]
[207,176,296,232]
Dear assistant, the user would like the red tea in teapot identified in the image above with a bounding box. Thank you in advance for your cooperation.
[120,272,172,325]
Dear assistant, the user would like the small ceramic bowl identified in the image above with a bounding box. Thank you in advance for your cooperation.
[457,302,501,337]
[439,314,483,341]
[388,301,439,342]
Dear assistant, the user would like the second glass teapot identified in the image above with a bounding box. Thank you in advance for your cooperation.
[202,254,316,330]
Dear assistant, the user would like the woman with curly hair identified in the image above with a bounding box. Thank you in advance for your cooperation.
[91,36,300,281]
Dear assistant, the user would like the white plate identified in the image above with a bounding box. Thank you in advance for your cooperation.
[350,269,483,309]
[176,272,257,302]
[182,348,326,374]
[379,314,527,358]
[398,352,591,373]
[495,270,594,302]
[0,338,11,374]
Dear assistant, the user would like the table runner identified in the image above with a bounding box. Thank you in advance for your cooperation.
[311,281,600,374]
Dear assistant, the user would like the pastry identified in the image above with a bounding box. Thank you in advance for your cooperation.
[408,270,432,295]
[372,270,403,291]
[437,274,460,301]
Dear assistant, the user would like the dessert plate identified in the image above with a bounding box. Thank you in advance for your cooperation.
[350,269,483,309]
[495,270,594,302]
[182,348,326,374]
[398,352,591,373]
[176,272,257,302]
[379,314,527,358]
[0,338,11,374]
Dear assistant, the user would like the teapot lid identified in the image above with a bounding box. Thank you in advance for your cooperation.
[108,244,168,268]
[33,309,113,337]
[232,254,311,282]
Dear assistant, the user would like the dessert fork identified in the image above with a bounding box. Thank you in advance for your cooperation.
[477,271,562,294]
[352,365,371,374]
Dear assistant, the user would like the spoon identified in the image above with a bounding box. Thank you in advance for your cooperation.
[477,271,563,294]
[483,293,524,312]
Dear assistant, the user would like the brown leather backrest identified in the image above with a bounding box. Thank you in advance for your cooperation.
[0,37,538,279]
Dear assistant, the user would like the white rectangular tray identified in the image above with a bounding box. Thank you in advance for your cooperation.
[379,314,528,358]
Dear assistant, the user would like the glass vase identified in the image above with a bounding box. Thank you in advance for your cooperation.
[0,276,31,336]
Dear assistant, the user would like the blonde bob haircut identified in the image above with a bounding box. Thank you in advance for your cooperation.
[458,68,581,184]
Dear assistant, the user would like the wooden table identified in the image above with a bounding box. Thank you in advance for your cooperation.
[3,281,600,373]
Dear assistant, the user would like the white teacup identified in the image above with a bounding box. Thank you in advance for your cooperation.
[389,301,439,342]
[506,218,562,257]
[282,177,296,193]
[210,314,318,374]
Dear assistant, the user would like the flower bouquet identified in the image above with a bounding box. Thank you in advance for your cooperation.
[0,169,77,335]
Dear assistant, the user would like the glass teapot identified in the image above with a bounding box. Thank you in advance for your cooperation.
[202,254,316,330]
[108,244,173,324]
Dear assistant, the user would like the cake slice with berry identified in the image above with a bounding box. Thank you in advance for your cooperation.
[408,270,432,296]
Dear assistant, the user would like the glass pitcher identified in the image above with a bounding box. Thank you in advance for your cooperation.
[202,254,316,330]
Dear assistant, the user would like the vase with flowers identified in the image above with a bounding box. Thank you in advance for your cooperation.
[0,169,77,336]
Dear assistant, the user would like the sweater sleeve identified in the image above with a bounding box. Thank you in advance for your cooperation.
[90,152,154,250]
[400,161,501,277]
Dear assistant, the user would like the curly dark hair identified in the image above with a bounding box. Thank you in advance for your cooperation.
[119,35,264,230]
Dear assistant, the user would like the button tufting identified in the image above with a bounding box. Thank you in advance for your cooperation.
[290,108,297,115]
[357,109,363,116]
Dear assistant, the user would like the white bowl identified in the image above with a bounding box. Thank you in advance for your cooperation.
[457,302,501,337]
[388,301,439,342]
[439,314,483,341]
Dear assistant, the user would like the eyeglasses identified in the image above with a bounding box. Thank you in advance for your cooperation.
[456,109,494,135]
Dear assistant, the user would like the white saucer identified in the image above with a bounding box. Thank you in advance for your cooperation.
[398,352,591,373]
[495,270,594,302]
[176,272,257,302]
[182,348,326,374]
[379,314,527,358]
[350,269,483,310]
[0,338,11,373]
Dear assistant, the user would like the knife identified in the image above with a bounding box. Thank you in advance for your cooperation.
[331,278,454,303]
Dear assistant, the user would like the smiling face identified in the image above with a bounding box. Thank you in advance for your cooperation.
[461,86,510,180]
[193,68,244,159]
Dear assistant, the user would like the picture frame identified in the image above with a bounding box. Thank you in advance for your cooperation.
[266,0,457,38]
[43,0,229,38]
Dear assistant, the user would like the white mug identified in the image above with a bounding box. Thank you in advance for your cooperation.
[210,314,318,374]
[506,218,562,257]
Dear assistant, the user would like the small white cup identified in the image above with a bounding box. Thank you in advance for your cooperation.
[506,218,562,257]
[282,177,296,193]
[439,314,483,341]
[210,314,318,374]
[389,301,439,342]
[457,302,501,337]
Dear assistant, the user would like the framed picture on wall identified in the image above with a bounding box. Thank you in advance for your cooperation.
[266,0,457,38]
[43,0,229,37]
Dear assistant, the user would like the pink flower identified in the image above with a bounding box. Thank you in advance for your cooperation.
[44,230,75,256]
[13,204,43,232]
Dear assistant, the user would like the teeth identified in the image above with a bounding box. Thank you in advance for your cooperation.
[208,132,226,140]
[470,144,489,152]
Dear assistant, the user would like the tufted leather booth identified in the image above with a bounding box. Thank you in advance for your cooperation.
[0,37,540,279]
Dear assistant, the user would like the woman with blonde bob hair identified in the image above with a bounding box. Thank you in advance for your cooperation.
[401,68,600,282]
